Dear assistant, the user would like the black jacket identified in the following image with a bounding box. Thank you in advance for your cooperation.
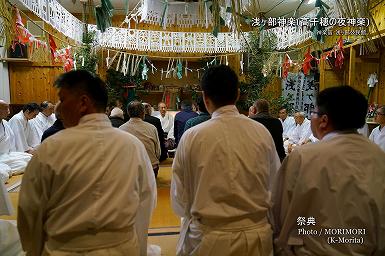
[251,112,286,162]
[109,116,125,128]
[41,119,65,142]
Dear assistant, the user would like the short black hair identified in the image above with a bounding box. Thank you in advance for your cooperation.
[317,86,367,131]
[201,65,239,107]
[127,100,144,118]
[197,96,208,113]
[181,100,192,110]
[54,70,108,111]
[23,103,40,113]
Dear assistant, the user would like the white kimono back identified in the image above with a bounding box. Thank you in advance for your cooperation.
[17,114,156,256]
[272,133,385,255]
[171,105,280,256]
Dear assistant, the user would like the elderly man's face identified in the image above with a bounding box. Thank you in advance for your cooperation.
[43,103,55,116]
[279,109,287,120]
[0,102,10,119]
[58,88,83,128]
[375,109,385,125]
[159,103,167,116]
[294,114,305,125]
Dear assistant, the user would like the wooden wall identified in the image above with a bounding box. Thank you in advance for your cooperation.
[318,0,385,105]
[7,10,75,105]
[9,63,62,104]
[319,44,385,105]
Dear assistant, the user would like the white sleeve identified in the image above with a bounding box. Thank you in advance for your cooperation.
[17,153,48,255]
[8,118,30,152]
[134,143,157,256]
[170,135,189,217]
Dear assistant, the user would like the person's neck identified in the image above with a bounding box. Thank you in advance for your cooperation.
[380,123,385,129]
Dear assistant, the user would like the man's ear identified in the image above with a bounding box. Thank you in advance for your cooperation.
[79,94,91,115]
[202,92,213,114]
[236,88,240,101]
[251,106,257,115]
[319,114,329,129]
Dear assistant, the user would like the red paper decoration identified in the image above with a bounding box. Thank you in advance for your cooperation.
[282,54,292,79]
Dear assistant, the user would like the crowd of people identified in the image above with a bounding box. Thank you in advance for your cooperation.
[0,66,384,256]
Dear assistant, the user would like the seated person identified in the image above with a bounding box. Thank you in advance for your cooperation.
[109,107,125,128]
[369,106,385,151]
[184,96,211,131]
[174,100,198,146]
[41,102,64,142]
[8,102,40,154]
[286,112,312,153]
[278,107,296,141]
[153,102,174,138]
[29,101,55,145]
[0,100,32,181]
[120,101,161,177]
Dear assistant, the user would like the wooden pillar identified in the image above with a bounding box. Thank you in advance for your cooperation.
[319,58,326,91]
[348,46,356,87]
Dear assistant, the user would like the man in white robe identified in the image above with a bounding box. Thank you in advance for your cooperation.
[29,101,55,145]
[171,65,280,256]
[278,107,296,140]
[18,70,156,256]
[369,106,385,151]
[8,103,40,154]
[0,100,32,181]
[120,101,161,177]
[287,112,312,153]
[272,86,385,255]
[154,102,174,136]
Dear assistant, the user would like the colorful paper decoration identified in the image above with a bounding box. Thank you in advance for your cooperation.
[302,47,313,75]
[282,53,292,79]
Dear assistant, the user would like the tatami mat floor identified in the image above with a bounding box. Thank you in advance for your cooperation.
[1,158,180,256]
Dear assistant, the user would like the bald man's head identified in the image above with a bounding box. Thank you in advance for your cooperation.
[294,112,306,125]
[0,100,10,120]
